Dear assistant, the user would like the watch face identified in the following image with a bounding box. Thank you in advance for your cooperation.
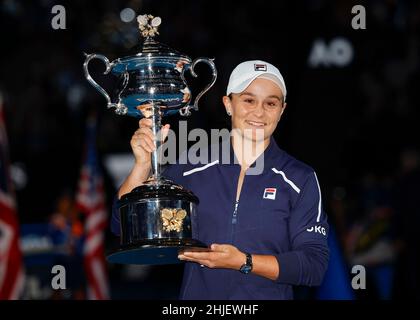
[240,264,252,274]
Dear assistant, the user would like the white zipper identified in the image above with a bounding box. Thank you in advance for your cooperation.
[232,200,239,224]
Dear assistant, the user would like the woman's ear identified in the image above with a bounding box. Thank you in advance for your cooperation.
[222,95,232,116]
[278,102,287,121]
[281,102,287,116]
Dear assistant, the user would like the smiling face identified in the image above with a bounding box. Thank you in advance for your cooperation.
[223,77,286,147]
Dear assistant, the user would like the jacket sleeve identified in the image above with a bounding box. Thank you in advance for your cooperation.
[275,171,330,286]
[109,163,187,236]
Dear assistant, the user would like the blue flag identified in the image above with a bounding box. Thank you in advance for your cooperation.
[316,226,355,299]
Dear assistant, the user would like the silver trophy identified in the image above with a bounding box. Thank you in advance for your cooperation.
[83,14,217,264]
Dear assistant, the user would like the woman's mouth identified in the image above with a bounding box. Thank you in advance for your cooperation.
[245,120,266,127]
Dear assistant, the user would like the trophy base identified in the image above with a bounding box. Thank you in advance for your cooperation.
[106,238,209,265]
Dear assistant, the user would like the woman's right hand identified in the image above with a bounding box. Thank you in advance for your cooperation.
[130,118,170,168]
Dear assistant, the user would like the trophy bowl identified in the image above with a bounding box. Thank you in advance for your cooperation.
[84,14,217,265]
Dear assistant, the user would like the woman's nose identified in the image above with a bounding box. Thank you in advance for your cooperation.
[252,102,265,117]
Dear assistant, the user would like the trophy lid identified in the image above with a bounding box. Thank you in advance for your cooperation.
[118,181,199,205]
[113,14,190,70]
[135,37,190,59]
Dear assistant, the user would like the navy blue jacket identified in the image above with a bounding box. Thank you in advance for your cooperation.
[111,137,329,299]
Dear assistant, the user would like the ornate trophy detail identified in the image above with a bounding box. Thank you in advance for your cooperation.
[161,208,187,233]
[137,14,161,38]
[84,14,217,265]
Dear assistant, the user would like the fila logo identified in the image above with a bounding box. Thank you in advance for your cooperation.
[254,64,267,71]
[263,188,277,200]
[306,225,326,236]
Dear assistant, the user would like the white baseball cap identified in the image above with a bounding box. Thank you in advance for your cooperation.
[226,60,287,101]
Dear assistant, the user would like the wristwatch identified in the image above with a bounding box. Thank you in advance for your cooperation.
[239,252,253,274]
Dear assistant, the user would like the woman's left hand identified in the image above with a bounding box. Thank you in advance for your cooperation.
[178,244,246,270]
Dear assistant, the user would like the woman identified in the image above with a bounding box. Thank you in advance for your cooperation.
[112,60,329,299]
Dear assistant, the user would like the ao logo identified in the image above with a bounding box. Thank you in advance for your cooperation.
[308,37,354,68]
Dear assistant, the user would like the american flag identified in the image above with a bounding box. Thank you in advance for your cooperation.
[75,114,110,300]
[0,93,25,299]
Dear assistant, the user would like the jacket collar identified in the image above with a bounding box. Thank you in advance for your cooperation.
[215,136,283,173]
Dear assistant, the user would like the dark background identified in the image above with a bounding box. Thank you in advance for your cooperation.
[1,0,419,299]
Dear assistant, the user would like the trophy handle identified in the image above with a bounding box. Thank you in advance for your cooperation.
[83,53,128,115]
[180,57,217,116]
